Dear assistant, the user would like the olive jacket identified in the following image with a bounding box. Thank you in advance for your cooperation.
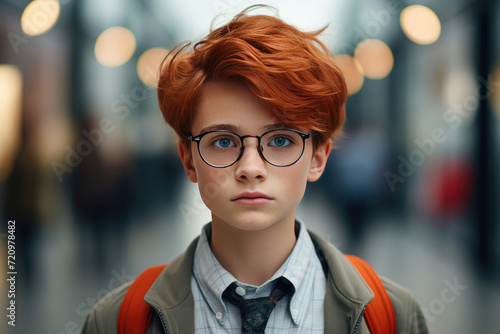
[81,229,428,334]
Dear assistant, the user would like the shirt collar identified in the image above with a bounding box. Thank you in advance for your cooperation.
[282,219,323,325]
[192,220,321,326]
[192,224,236,325]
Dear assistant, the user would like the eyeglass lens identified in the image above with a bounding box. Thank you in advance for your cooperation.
[198,130,305,167]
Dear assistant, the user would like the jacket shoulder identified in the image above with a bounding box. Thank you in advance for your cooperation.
[380,276,429,334]
[80,281,131,334]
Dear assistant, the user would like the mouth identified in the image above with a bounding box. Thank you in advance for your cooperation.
[231,192,273,204]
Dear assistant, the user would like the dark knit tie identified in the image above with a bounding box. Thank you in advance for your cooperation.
[222,277,294,334]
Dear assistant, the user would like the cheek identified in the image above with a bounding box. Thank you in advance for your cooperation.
[275,163,310,196]
[195,166,233,203]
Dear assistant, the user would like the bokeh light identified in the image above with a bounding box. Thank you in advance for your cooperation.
[334,54,364,95]
[94,26,137,67]
[0,65,23,182]
[354,39,394,80]
[21,0,61,36]
[137,47,170,87]
[491,64,500,115]
[400,5,441,45]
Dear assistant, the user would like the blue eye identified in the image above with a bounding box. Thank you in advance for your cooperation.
[270,136,291,147]
[214,137,235,148]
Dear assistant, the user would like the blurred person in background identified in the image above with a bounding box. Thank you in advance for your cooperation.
[415,156,474,224]
[70,111,133,274]
[318,119,391,253]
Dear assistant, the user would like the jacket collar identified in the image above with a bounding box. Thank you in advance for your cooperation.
[308,230,373,333]
[144,227,373,334]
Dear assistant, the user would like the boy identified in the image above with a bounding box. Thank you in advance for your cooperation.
[82,7,428,334]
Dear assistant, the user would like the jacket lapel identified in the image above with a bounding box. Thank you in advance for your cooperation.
[144,237,199,334]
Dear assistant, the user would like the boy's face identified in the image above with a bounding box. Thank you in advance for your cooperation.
[178,80,331,232]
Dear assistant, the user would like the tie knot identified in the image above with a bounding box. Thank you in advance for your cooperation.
[222,277,294,333]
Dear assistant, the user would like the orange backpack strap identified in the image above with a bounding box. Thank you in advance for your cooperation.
[345,255,396,334]
[117,264,168,334]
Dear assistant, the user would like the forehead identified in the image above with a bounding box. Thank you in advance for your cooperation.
[191,80,280,134]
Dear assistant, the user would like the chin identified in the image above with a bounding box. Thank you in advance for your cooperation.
[216,212,289,232]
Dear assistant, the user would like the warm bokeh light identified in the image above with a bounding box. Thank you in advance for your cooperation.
[21,0,61,36]
[354,39,394,80]
[491,65,500,115]
[334,54,364,95]
[137,47,170,86]
[0,65,23,182]
[400,5,441,45]
[95,26,137,67]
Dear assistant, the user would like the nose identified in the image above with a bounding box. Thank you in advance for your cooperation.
[235,137,268,181]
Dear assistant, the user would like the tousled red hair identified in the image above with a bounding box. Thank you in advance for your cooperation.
[157,8,347,148]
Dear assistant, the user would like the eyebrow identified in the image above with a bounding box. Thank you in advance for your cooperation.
[198,124,239,134]
[197,123,289,135]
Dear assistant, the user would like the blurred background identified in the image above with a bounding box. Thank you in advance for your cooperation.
[0,0,499,333]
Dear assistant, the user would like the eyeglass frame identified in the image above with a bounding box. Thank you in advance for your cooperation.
[187,128,314,168]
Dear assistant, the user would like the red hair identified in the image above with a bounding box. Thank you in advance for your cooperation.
[157,7,347,148]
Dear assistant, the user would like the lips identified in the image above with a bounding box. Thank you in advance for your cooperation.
[231,191,273,204]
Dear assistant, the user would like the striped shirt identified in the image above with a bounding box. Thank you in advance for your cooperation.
[191,220,326,333]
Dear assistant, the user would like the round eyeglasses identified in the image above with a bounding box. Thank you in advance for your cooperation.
[188,129,313,168]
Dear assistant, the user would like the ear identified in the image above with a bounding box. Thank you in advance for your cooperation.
[178,141,198,183]
[307,139,332,182]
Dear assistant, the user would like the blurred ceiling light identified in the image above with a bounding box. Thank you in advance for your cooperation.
[0,65,23,182]
[334,54,364,95]
[400,5,441,45]
[21,0,61,36]
[354,39,394,80]
[95,26,136,67]
[137,47,170,86]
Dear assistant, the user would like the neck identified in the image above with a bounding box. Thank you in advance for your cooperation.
[210,216,297,286]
